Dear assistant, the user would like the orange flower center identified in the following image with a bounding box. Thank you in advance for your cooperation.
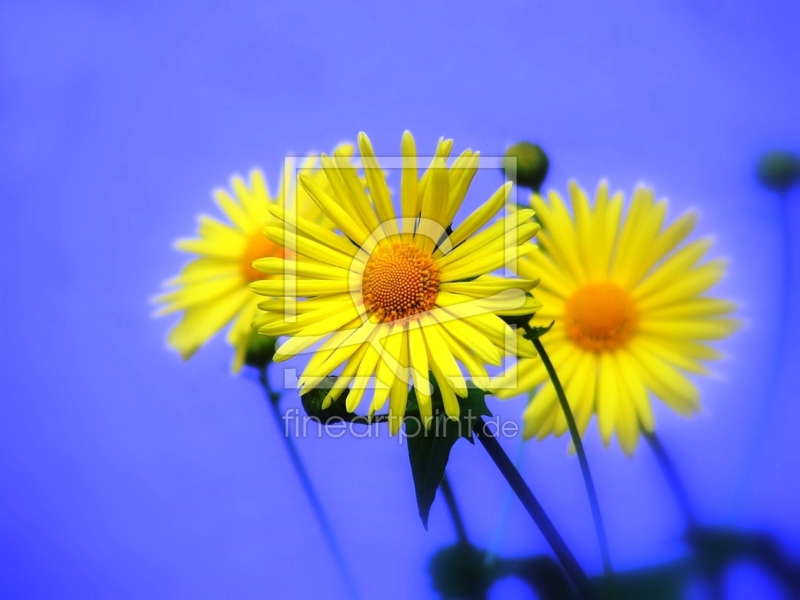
[564,282,637,352]
[362,242,440,322]
[240,230,284,282]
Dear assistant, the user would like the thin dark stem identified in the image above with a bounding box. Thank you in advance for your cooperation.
[472,416,597,599]
[485,437,526,566]
[645,434,725,600]
[440,475,470,545]
[730,191,792,520]
[644,430,698,528]
[258,369,360,600]
[529,332,613,578]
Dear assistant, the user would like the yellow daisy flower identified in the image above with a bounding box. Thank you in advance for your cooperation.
[494,182,738,455]
[250,131,542,432]
[156,147,352,372]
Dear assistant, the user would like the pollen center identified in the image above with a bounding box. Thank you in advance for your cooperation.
[240,230,284,282]
[362,242,440,322]
[564,282,637,352]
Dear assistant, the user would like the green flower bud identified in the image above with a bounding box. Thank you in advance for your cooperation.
[502,142,550,192]
[244,332,277,370]
[757,150,800,193]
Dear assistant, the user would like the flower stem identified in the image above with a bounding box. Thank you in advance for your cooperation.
[643,430,697,528]
[258,368,360,599]
[485,436,526,566]
[440,475,470,545]
[729,190,793,521]
[528,332,613,578]
[472,416,597,599]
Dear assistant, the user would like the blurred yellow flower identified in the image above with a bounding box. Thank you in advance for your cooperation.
[156,147,351,371]
[493,182,738,455]
[250,131,541,432]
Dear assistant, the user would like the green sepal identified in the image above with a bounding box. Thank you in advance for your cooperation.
[405,380,492,529]
[498,293,540,328]
[300,377,356,423]
[520,320,554,341]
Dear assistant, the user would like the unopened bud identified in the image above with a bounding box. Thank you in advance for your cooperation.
[502,142,550,192]
[244,332,277,369]
[757,150,800,193]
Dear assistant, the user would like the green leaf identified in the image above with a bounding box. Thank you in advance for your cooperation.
[405,411,459,530]
[405,380,493,529]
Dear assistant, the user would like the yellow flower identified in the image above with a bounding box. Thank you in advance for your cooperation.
[250,131,542,432]
[156,147,351,372]
[493,182,738,455]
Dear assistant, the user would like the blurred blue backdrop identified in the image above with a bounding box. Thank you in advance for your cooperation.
[1,1,799,598]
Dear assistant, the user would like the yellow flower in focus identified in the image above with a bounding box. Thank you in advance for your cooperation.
[493,182,738,455]
[250,131,542,432]
[156,147,352,371]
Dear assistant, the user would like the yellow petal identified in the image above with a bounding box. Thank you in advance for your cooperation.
[420,317,466,397]
[523,383,558,439]
[446,182,510,250]
[646,298,737,320]
[532,191,586,284]
[436,209,536,269]
[616,349,655,433]
[440,276,539,297]
[250,278,352,297]
[156,275,243,315]
[388,326,410,434]
[358,132,398,235]
[442,150,479,226]
[627,343,700,415]
[266,204,363,259]
[369,323,404,415]
[636,259,729,311]
[609,352,640,456]
[596,352,619,446]
[166,287,252,359]
[299,173,373,246]
[637,318,740,340]
[262,226,358,270]
[252,257,351,281]
[408,320,432,425]
[164,257,239,287]
[438,235,537,282]
[213,187,252,233]
[400,131,419,238]
[632,238,715,299]
[417,156,449,254]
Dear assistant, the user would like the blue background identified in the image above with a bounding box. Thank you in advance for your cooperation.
[1,1,799,598]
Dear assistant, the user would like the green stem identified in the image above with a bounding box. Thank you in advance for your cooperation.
[472,417,597,598]
[729,190,792,521]
[528,330,613,579]
[485,436,525,566]
[258,368,360,599]
[643,430,697,528]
